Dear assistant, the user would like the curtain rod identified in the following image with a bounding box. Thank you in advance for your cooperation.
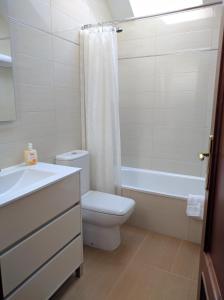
[81,1,222,31]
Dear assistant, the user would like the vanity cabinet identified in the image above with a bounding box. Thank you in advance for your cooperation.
[0,172,83,299]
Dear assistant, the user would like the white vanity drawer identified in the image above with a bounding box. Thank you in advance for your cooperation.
[0,204,81,297]
[0,173,80,252]
[6,236,83,300]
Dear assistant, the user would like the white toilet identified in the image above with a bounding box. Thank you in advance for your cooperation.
[56,150,135,251]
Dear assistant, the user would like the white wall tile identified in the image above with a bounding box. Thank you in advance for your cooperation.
[118,19,157,42]
[54,86,80,111]
[52,0,91,23]
[0,0,111,168]
[15,84,54,111]
[120,108,155,124]
[121,136,154,157]
[7,0,51,32]
[152,126,204,162]
[121,155,152,170]
[52,36,79,65]
[118,37,156,59]
[53,62,79,89]
[118,5,222,176]
[153,108,207,128]
[150,158,203,177]
[119,91,156,109]
[156,6,220,36]
[10,21,52,60]
[51,6,81,43]
[156,30,213,54]
[55,109,81,134]
[20,110,56,139]
[13,54,53,86]
[123,188,203,243]
[0,40,11,55]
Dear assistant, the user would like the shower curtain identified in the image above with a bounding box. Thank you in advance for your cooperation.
[80,26,121,194]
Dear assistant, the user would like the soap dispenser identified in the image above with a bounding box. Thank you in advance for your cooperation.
[24,143,38,165]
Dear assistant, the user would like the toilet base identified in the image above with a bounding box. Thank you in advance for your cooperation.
[83,222,121,251]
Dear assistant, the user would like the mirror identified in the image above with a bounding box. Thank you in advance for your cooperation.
[0,0,16,121]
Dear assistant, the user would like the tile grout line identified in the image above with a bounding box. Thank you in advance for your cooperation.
[170,239,183,274]
[154,265,197,282]
[106,235,197,299]
[105,232,149,299]
[169,240,200,281]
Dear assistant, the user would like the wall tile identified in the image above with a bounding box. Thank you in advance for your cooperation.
[0,0,111,168]
[123,188,203,243]
[52,36,79,65]
[150,158,203,177]
[13,54,53,86]
[55,109,81,134]
[156,30,213,54]
[120,108,154,124]
[15,84,54,112]
[119,5,222,176]
[119,37,156,59]
[10,21,52,60]
[119,91,156,109]
[121,155,152,170]
[51,6,81,43]
[53,62,79,89]
[152,126,204,162]
[187,219,203,244]
[7,0,51,32]
[54,86,80,111]
[118,18,157,41]
[156,6,220,35]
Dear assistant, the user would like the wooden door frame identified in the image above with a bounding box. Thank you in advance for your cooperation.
[198,27,224,300]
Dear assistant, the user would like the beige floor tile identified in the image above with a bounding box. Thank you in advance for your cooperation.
[149,272,194,300]
[107,258,193,300]
[52,226,199,300]
[52,225,147,300]
[85,224,148,266]
[171,240,200,280]
[134,232,181,272]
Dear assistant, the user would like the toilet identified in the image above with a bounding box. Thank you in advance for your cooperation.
[56,150,135,251]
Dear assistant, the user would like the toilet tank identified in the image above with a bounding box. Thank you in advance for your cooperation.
[56,150,90,195]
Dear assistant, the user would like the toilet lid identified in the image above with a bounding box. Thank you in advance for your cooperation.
[81,191,135,216]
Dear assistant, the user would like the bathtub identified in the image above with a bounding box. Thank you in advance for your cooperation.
[121,167,205,199]
[121,167,205,244]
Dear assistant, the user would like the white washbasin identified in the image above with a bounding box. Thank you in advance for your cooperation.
[0,162,80,207]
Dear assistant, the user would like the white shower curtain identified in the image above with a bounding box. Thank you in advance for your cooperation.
[80,26,121,194]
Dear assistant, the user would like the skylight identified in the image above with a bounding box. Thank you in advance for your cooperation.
[161,7,213,24]
[129,0,204,17]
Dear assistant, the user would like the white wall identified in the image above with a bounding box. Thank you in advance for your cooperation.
[118,5,222,176]
[0,6,11,56]
[0,0,111,168]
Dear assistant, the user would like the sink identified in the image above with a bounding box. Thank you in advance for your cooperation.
[0,169,54,195]
[0,162,81,207]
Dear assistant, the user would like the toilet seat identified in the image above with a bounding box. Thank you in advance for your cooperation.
[82,191,135,216]
[56,150,136,250]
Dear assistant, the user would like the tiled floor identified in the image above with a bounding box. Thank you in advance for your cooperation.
[52,225,200,300]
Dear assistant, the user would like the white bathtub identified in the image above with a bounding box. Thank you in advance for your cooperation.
[121,167,205,243]
[121,167,205,200]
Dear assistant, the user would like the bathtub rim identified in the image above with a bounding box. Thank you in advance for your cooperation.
[121,166,206,200]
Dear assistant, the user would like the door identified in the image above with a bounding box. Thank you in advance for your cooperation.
[199,30,224,299]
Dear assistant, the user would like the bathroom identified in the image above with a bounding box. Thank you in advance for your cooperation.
[0,0,224,299]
